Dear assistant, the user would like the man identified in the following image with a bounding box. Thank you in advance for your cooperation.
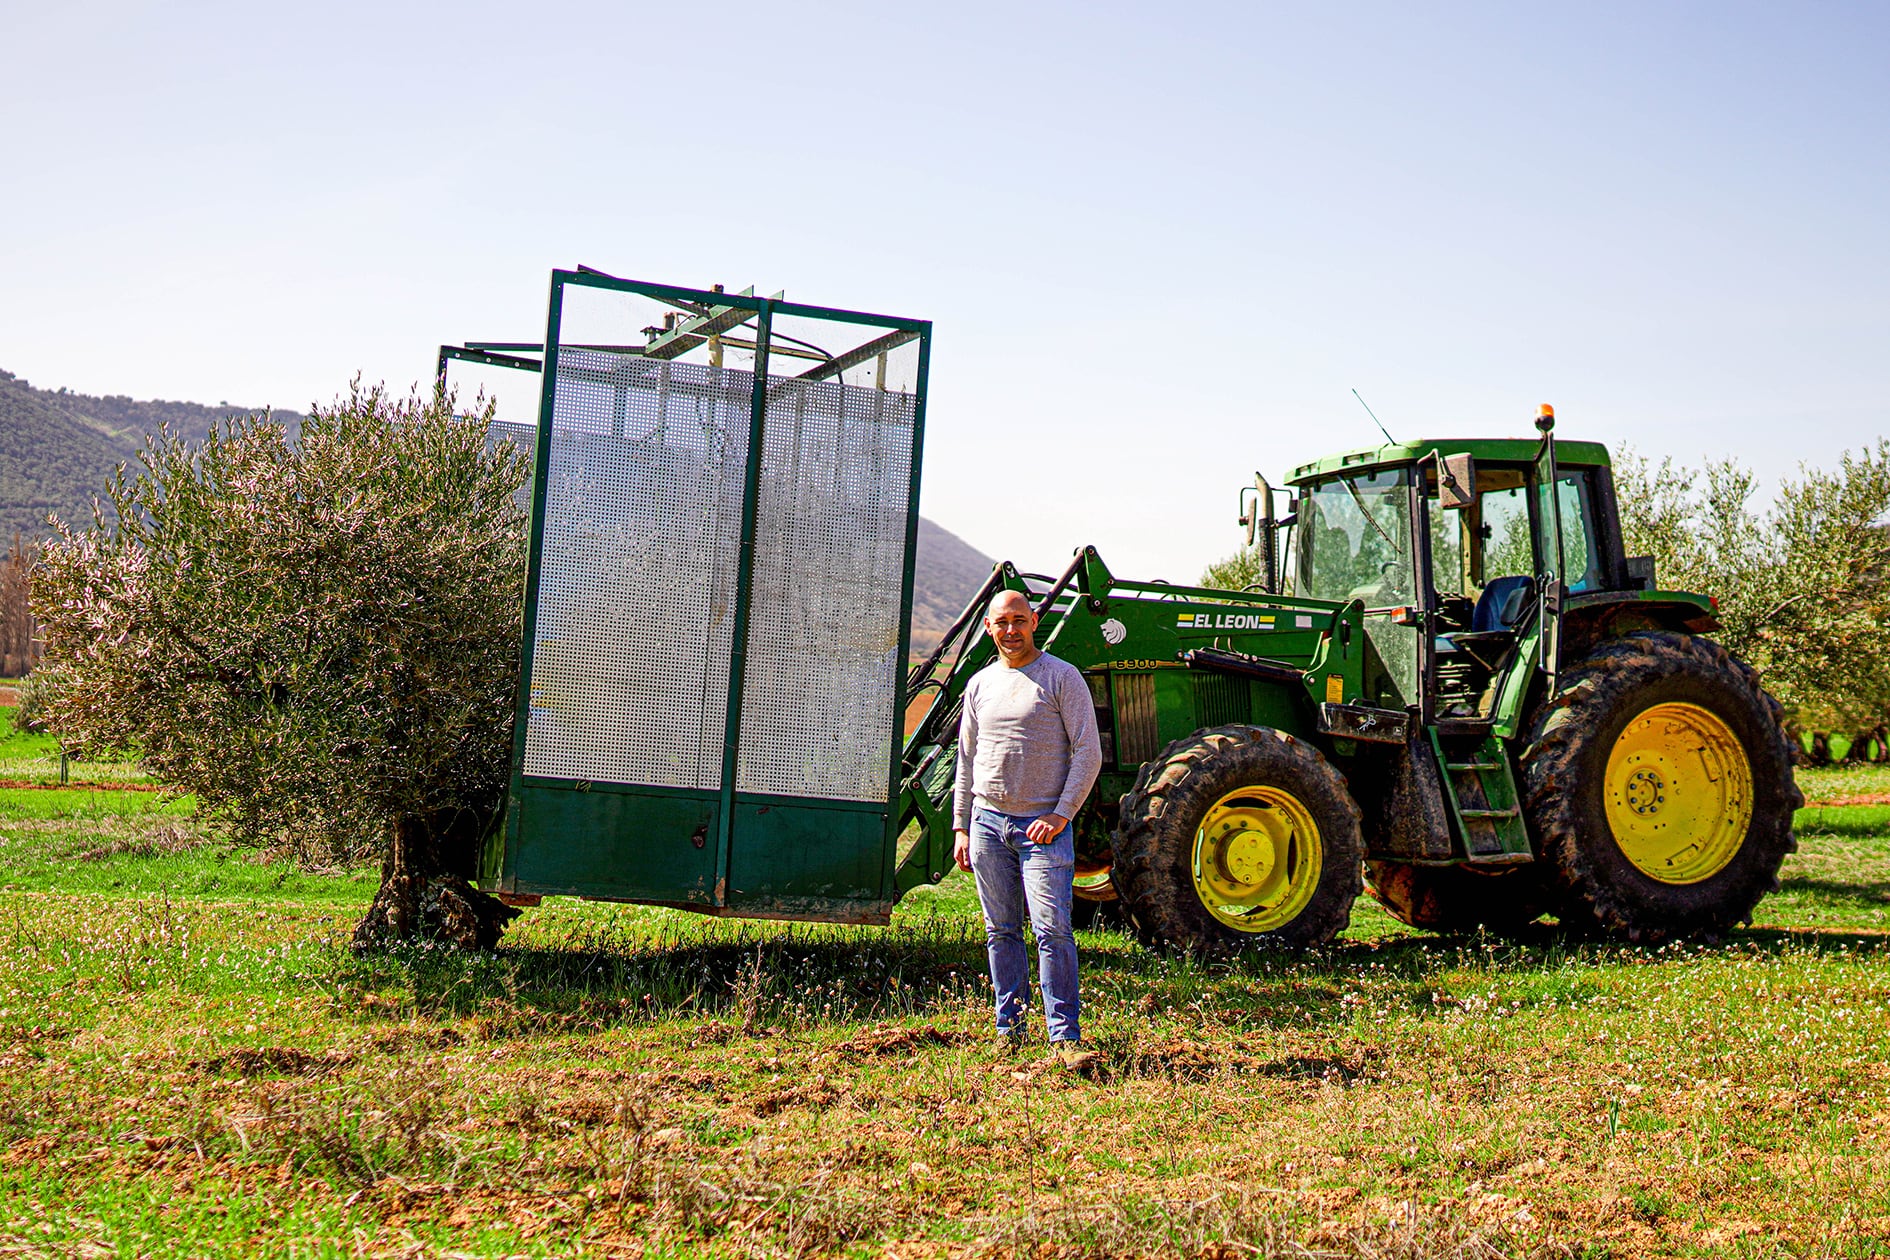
[953,587,1102,1055]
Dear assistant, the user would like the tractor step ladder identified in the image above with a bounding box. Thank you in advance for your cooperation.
[1428,730,1532,863]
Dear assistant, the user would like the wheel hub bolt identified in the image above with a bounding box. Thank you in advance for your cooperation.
[1626,768,1666,816]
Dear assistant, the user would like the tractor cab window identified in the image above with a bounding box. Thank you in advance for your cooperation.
[1420,466,1530,629]
[1425,464,1538,720]
[1555,470,1604,593]
[1424,464,1605,601]
[1474,475,1535,588]
[1298,468,1418,707]
[1296,468,1412,606]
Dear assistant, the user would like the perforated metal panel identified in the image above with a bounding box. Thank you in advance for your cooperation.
[735,375,918,800]
[488,419,537,512]
[521,351,755,788]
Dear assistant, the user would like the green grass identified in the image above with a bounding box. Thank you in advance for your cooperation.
[0,705,148,784]
[0,785,193,819]
[1,756,1888,1256]
[1798,762,1890,802]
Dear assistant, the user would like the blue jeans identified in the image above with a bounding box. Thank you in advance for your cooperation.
[969,807,1080,1043]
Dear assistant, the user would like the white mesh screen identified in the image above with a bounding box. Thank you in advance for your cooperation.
[522,351,754,788]
[735,373,917,800]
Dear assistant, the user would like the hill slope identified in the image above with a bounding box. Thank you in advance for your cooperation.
[909,518,996,656]
[0,369,305,540]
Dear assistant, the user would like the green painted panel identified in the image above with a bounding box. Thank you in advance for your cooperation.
[510,783,718,903]
[1248,683,1305,734]
[727,798,887,904]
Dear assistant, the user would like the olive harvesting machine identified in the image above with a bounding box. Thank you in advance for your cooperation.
[440,269,1799,953]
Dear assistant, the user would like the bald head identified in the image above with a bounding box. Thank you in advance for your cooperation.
[988,589,1033,618]
[984,589,1041,667]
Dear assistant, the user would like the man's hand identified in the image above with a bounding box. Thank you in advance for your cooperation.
[953,830,971,871]
[1026,813,1068,845]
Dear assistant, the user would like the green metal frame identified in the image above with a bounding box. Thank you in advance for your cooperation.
[477,269,932,921]
[436,344,543,385]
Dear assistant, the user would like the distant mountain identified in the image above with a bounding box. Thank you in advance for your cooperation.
[910,518,996,656]
[0,369,304,540]
[0,367,992,655]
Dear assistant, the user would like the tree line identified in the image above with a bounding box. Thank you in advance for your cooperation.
[1612,444,1890,762]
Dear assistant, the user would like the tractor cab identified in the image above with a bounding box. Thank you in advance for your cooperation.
[1286,418,1627,736]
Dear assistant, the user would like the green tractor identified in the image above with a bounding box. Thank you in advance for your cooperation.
[462,273,1795,953]
[899,407,1801,949]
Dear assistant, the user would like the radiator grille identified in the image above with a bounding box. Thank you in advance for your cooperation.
[1112,672,1161,765]
[1193,672,1251,729]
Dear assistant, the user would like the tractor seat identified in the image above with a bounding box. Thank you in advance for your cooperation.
[1436,576,1536,674]
[1471,575,1536,633]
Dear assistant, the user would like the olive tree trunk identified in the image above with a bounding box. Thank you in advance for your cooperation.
[352,808,519,952]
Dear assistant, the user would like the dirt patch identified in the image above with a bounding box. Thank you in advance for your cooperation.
[751,1077,842,1116]
[194,1046,354,1078]
[1078,1039,1384,1085]
[1256,1049,1384,1086]
[830,1024,966,1058]
[467,997,637,1040]
[1805,793,1890,808]
[370,1027,463,1054]
[1110,1037,1249,1080]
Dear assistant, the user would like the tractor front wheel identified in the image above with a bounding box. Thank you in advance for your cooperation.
[1114,724,1362,954]
[1521,631,1801,942]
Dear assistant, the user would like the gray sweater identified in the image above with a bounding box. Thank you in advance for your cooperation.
[952,652,1103,830]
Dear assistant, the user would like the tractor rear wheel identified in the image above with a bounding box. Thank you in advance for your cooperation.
[1365,860,1554,935]
[1114,724,1362,954]
[1520,631,1801,942]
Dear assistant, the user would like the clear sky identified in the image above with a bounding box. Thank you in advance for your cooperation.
[4,1,1886,577]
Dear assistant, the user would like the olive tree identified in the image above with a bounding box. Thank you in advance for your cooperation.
[1200,546,1271,592]
[32,382,529,949]
[1614,443,1890,738]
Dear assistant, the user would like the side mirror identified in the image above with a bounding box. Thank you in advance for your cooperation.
[1439,453,1476,510]
[1238,475,1277,546]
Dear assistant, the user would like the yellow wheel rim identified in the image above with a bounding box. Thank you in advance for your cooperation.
[1604,702,1753,884]
[1191,785,1323,932]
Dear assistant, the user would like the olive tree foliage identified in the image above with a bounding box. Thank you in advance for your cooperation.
[32,382,530,947]
[1200,546,1270,592]
[1612,442,1890,734]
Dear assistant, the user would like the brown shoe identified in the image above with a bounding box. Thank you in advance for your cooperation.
[1048,1041,1099,1072]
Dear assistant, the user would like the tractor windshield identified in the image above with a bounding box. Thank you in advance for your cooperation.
[1297,468,1412,607]
[1299,467,1419,705]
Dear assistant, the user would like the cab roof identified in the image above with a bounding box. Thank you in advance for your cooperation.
[1288,436,1612,486]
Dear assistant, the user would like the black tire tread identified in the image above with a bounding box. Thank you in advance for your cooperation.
[1519,631,1801,942]
[1113,724,1364,956]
